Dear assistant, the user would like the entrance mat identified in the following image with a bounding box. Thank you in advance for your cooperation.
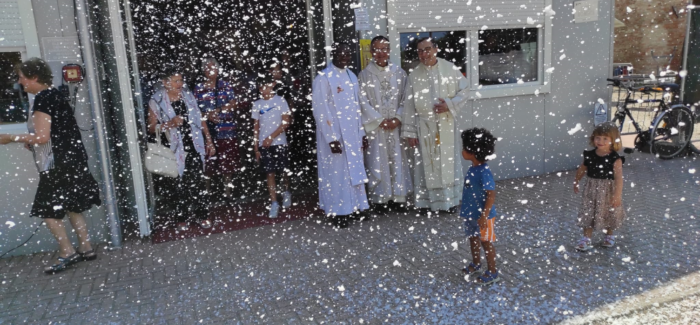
[151,195,323,244]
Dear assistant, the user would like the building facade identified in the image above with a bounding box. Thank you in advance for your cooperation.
[0,0,616,256]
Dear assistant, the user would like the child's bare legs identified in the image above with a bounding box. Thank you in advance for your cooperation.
[604,228,614,236]
[482,240,497,274]
[281,173,289,193]
[468,236,482,270]
[469,236,497,274]
[223,173,232,197]
[266,172,277,202]
[583,227,593,239]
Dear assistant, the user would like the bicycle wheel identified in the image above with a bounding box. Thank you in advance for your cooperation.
[650,105,694,159]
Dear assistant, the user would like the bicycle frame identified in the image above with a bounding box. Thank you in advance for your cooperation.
[612,88,667,135]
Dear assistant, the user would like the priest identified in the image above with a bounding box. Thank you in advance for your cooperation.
[402,37,470,212]
[312,42,369,228]
[359,35,413,209]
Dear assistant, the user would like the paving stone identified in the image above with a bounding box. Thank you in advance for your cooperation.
[1,154,699,323]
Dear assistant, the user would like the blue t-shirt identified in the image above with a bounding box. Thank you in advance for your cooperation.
[460,163,497,220]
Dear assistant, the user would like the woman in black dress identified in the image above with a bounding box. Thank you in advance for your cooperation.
[0,58,101,273]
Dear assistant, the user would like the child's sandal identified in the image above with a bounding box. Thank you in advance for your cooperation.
[478,270,500,285]
[602,235,616,248]
[461,262,483,276]
[576,237,593,251]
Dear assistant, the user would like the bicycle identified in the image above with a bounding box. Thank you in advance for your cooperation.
[607,77,695,159]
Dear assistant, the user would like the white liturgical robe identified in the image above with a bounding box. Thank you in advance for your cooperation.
[359,60,413,204]
[312,64,369,216]
[402,58,469,211]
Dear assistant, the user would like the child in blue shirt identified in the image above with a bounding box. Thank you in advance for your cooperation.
[460,128,499,285]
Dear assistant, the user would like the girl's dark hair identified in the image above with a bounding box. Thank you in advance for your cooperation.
[461,128,497,162]
[15,57,53,86]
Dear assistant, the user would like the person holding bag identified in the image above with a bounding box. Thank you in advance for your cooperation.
[147,67,216,231]
[0,58,101,273]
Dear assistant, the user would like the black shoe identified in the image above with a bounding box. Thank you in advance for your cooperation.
[332,215,350,229]
[44,253,82,274]
[77,249,97,261]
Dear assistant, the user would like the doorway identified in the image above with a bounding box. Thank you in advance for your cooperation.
[129,0,320,240]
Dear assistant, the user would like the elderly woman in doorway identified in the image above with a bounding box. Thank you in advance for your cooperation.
[148,67,216,231]
[194,57,240,202]
[0,58,101,274]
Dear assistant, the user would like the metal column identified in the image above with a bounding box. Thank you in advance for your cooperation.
[74,0,122,247]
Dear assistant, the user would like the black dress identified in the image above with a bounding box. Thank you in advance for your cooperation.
[171,100,208,223]
[30,88,101,219]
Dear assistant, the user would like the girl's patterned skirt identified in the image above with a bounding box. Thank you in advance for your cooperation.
[577,178,626,231]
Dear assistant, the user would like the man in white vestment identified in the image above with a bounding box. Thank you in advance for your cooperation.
[359,36,413,209]
[402,37,470,212]
[312,43,369,228]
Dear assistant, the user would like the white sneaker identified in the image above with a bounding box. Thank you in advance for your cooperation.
[282,191,292,208]
[269,201,280,218]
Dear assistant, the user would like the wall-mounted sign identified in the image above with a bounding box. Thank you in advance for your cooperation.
[574,0,599,23]
[41,37,81,62]
[594,102,608,126]
[359,39,371,70]
[354,7,371,31]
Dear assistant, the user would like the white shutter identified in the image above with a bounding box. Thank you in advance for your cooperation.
[390,0,547,30]
[0,0,24,47]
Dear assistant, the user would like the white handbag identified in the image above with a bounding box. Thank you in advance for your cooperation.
[145,125,179,178]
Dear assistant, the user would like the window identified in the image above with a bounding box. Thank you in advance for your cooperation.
[388,0,553,99]
[0,52,28,125]
[399,31,467,75]
[478,28,539,86]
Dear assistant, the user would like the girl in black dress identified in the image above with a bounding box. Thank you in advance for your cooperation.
[0,58,101,273]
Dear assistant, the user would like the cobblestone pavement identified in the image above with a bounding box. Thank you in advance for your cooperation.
[588,295,700,325]
[1,153,699,324]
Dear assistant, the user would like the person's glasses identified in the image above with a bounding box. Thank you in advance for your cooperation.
[417,47,434,54]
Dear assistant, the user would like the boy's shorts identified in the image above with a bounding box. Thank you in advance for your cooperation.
[259,145,289,173]
[464,218,496,242]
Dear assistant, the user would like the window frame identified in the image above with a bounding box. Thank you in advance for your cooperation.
[0,47,28,134]
[388,1,553,100]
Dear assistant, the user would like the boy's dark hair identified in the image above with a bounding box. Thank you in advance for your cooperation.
[461,128,496,162]
[256,74,274,87]
[15,57,53,86]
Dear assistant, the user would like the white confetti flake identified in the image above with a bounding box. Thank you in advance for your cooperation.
[527,17,536,25]
[568,123,582,135]
[559,53,566,60]
[626,7,633,13]
[393,260,402,267]
[557,245,566,253]
[622,257,631,262]
[337,285,345,292]
[5,221,15,228]
[451,242,458,251]
[431,229,437,234]
[546,67,555,73]
[689,169,696,174]
[680,70,688,78]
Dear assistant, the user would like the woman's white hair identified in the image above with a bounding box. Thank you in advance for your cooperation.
[201,57,220,72]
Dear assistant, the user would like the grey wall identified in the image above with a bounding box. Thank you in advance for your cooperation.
[361,0,613,180]
[0,0,108,258]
